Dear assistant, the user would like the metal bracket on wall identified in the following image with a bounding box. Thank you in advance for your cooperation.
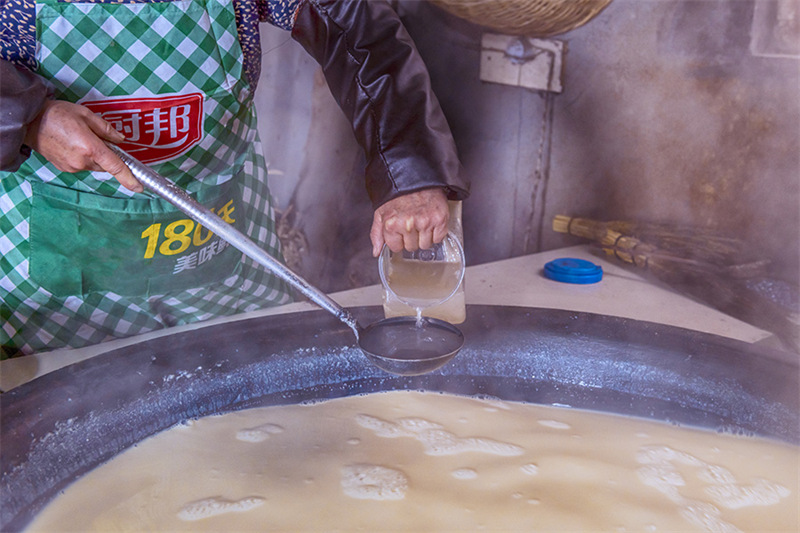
[479,33,564,93]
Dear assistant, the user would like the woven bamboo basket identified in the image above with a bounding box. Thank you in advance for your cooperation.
[429,0,613,37]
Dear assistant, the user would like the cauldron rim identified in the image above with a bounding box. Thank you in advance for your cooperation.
[1,305,798,531]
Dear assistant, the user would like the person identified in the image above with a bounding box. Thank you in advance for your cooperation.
[0,0,470,358]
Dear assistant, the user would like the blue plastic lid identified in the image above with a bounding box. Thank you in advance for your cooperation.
[543,258,603,284]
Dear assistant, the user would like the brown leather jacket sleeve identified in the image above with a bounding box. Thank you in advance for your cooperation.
[0,59,53,172]
[291,0,470,208]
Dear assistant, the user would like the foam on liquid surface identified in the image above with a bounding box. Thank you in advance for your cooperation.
[26,390,798,532]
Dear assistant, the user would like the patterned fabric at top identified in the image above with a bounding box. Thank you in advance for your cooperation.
[0,0,303,358]
[0,0,302,87]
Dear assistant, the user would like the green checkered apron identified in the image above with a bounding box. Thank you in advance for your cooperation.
[0,0,292,357]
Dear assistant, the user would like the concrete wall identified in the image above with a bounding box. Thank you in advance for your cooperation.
[255,0,799,294]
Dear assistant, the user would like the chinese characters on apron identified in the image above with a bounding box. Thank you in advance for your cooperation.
[0,0,292,356]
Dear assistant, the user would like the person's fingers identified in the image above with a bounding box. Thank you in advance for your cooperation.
[93,145,143,193]
[429,201,449,243]
[372,188,451,255]
[381,214,404,236]
[378,215,400,252]
[402,228,420,252]
[26,100,142,192]
[383,226,405,254]
[370,213,386,257]
[418,227,435,251]
[86,111,126,143]
[84,113,141,192]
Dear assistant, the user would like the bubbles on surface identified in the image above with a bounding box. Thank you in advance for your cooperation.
[235,423,284,443]
[355,414,524,457]
[177,496,265,521]
[478,398,512,412]
[537,420,571,430]
[637,445,704,468]
[636,445,790,532]
[701,471,790,509]
[451,468,478,480]
[27,391,798,532]
[679,501,736,533]
[398,417,444,433]
[341,464,408,500]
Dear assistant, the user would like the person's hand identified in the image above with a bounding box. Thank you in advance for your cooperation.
[23,99,142,193]
[370,188,449,257]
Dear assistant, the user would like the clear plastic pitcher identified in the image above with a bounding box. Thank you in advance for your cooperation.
[380,201,466,324]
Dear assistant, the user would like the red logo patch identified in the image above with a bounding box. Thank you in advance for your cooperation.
[84,93,204,164]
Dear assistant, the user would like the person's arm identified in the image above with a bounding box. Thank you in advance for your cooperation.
[290,0,470,253]
[0,59,140,191]
[0,59,52,172]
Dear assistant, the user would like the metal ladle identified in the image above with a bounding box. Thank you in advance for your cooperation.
[109,145,463,375]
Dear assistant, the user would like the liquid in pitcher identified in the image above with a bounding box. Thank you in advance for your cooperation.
[384,259,463,308]
[382,202,466,324]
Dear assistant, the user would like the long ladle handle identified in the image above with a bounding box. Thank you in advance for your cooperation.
[108,144,361,338]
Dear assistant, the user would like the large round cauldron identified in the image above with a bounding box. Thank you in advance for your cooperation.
[2,305,798,531]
